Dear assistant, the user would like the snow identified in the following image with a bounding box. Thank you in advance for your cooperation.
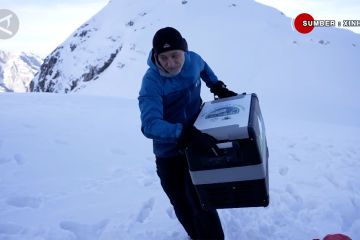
[1,0,360,239]
[0,92,359,240]
[0,51,42,93]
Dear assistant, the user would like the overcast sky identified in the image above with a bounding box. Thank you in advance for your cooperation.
[1,0,108,57]
[255,0,360,30]
[1,0,359,57]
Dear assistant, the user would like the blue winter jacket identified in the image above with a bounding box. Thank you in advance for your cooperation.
[138,50,219,157]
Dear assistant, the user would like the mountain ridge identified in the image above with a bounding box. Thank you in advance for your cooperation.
[0,50,42,93]
[29,0,360,126]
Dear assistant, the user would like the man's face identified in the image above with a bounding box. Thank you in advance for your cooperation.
[157,50,185,75]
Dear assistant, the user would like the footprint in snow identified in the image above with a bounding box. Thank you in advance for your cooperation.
[345,147,359,160]
[0,154,25,165]
[23,123,36,129]
[110,168,130,179]
[6,195,41,209]
[326,144,334,149]
[14,154,26,165]
[323,173,340,188]
[60,219,109,240]
[348,146,359,155]
[136,197,155,223]
[0,157,12,165]
[136,166,157,187]
[166,206,176,219]
[287,143,296,148]
[0,222,26,235]
[54,139,69,145]
[279,166,289,176]
[110,148,126,155]
[329,149,342,158]
[289,153,301,162]
[285,184,303,210]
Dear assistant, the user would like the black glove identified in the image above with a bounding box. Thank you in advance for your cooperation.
[210,81,237,99]
[178,126,220,156]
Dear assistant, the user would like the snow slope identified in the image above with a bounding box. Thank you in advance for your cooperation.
[0,93,359,240]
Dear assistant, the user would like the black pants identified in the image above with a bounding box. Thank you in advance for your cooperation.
[156,155,224,240]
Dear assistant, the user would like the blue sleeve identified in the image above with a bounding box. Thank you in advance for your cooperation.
[138,74,183,143]
[199,56,219,88]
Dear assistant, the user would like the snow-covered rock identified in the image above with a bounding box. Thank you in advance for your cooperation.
[0,50,42,93]
[29,21,121,93]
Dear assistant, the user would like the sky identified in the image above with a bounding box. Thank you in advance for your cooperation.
[1,0,109,57]
[1,0,360,57]
[255,0,360,33]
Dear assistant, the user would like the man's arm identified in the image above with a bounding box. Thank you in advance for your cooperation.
[138,76,182,143]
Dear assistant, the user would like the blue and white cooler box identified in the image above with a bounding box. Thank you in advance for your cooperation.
[185,93,269,209]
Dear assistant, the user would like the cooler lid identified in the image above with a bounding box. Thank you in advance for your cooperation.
[194,94,251,140]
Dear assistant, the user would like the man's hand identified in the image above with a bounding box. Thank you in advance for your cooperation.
[210,81,237,99]
[178,126,220,156]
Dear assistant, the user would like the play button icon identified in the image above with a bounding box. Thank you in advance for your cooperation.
[0,9,20,39]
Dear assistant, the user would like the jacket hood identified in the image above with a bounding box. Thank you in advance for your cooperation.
[147,50,158,71]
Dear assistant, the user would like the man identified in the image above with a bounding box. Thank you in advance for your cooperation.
[138,27,236,239]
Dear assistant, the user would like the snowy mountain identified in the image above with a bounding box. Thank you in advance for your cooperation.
[0,50,42,93]
[29,0,360,125]
[1,0,360,239]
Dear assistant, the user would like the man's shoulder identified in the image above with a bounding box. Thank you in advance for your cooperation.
[140,69,162,93]
[183,51,205,72]
[143,68,160,82]
[186,51,205,66]
[187,51,202,59]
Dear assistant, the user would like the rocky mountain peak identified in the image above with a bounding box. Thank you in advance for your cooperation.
[0,50,42,93]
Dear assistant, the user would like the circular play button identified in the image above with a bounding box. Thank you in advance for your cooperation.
[0,9,20,39]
